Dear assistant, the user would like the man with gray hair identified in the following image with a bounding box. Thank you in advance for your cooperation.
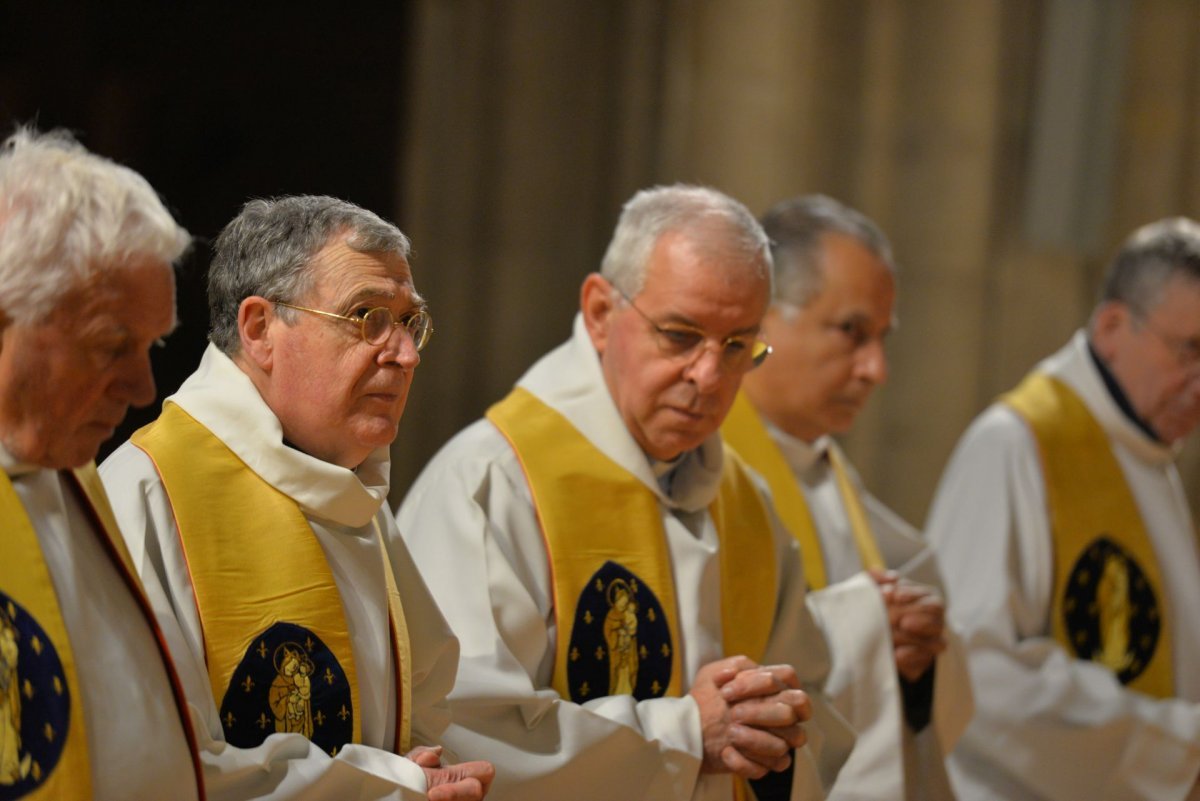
[398,184,853,800]
[100,195,494,800]
[724,195,972,800]
[926,217,1200,800]
[0,127,204,799]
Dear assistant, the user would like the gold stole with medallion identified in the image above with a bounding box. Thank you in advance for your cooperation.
[486,386,778,701]
[722,391,886,590]
[1003,371,1173,697]
[131,402,412,753]
[0,463,205,799]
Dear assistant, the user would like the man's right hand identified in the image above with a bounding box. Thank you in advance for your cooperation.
[422,760,495,801]
[688,655,810,779]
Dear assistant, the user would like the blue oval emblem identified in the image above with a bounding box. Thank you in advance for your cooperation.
[218,622,353,756]
[565,561,673,702]
[1063,536,1160,685]
[0,591,71,799]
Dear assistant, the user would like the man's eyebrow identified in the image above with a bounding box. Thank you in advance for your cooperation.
[833,309,895,336]
[343,287,396,308]
[342,287,427,310]
[656,312,759,338]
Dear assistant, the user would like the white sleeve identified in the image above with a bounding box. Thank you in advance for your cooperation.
[395,423,708,800]
[863,491,975,761]
[925,406,1200,801]
[98,441,432,801]
[753,487,856,798]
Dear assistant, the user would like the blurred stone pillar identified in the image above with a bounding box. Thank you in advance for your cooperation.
[1109,0,1200,498]
[393,0,1200,521]
[654,0,1033,523]
[393,1,669,496]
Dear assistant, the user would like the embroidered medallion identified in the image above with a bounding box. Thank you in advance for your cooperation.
[219,622,353,756]
[1062,536,1161,685]
[565,561,672,703]
[0,593,70,799]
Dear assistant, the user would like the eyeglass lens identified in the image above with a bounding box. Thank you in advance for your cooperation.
[651,327,768,371]
[362,307,433,350]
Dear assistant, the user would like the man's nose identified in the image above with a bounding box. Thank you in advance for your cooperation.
[121,349,158,408]
[684,343,727,393]
[856,338,889,385]
[378,324,421,368]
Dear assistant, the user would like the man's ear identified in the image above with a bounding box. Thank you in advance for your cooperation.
[581,273,617,357]
[1090,300,1129,362]
[238,296,276,371]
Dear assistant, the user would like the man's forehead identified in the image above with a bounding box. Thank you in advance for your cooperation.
[311,245,415,296]
[1149,273,1200,312]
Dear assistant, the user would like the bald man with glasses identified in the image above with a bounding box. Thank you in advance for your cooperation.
[100,195,493,801]
[397,184,854,801]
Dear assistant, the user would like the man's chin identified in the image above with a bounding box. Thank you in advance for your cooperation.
[354,418,403,452]
[646,430,711,462]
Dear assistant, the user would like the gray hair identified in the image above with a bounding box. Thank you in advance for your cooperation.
[599,184,772,297]
[0,127,189,323]
[1096,216,1200,319]
[760,194,894,311]
[208,195,411,353]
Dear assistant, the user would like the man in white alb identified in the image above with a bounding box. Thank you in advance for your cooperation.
[0,127,204,800]
[398,185,855,801]
[101,195,494,801]
[725,194,972,800]
[926,217,1200,800]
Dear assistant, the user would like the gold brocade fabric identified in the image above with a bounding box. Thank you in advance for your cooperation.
[487,387,777,705]
[132,403,410,754]
[1004,372,1173,698]
[721,392,829,589]
[826,442,886,574]
[0,471,93,799]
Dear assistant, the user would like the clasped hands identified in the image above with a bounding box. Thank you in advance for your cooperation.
[689,655,811,780]
[869,569,947,683]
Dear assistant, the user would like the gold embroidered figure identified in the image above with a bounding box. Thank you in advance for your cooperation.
[0,611,31,784]
[1096,553,1133,673]
[604,579,639,695]
[269,644,314,739]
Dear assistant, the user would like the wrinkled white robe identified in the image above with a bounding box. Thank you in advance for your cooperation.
[100,344,461,801]
[397,315,854,801]
[926,331,1200,801]
[756,421,972,800]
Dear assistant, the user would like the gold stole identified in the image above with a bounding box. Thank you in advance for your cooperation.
[131,402,412,753]
[486,386,778,702]
[0,463,204,799]
[1004,372,1173,697]
[722,391,886,590]
[824,443,886,573]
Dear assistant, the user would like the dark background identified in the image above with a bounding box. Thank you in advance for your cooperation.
[0,3,410,459]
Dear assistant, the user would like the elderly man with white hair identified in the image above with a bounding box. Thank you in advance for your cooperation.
[398,184,854,801]
[0,128,203,799]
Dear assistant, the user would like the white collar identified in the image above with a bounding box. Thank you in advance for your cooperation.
[166,343,390,528]
[1041,330,1178,467]
[517,314,726,513]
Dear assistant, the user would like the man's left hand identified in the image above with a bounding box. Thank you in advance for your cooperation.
[870,570,947,682]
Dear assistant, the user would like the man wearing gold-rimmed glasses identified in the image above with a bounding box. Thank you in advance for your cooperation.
[100,195,493,801]
[398,184,854,801]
